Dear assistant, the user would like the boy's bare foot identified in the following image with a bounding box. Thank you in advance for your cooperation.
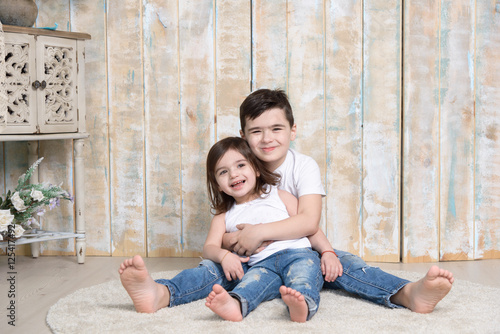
[391,265,454,313]
[205,284,243,321]
[279,286,308,322]
[118,255,170,313]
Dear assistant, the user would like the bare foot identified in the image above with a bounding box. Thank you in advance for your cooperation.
[391,265,454,313]
[119,255,170,313]
[205,284,243,321]
[280,286,308,322]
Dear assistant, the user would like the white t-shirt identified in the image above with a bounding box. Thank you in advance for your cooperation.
[225,185,311,266]
[274,149,326,197]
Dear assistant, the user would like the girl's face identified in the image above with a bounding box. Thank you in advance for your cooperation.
[214,148,259,205]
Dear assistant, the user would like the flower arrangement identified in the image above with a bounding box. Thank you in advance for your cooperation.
[0,157,73,241]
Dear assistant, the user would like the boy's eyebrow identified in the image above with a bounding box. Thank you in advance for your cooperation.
[247,124,286,131]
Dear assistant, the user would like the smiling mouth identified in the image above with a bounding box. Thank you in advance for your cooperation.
[231,180,245,187]
[261,147,276,153]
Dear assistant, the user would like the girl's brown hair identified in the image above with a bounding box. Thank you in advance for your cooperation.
[206,137,280,214]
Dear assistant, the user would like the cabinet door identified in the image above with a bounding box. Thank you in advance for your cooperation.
[2,33,37,134]
[36,36,78,133]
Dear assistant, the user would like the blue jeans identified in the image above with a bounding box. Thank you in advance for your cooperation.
[155,258,249,307]
[155,249,410,310]
[323,249,410,308]
[228,248,323,320]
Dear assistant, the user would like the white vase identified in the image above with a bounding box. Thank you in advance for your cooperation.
[0,0,38,27]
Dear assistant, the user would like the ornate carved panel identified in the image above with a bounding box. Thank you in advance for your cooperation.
[3,42,32,125]
[43,45,76,124]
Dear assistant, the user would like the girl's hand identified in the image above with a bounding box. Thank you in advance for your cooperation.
[254,240,274,253]
[221,252,249,281]
[321,251,343,282]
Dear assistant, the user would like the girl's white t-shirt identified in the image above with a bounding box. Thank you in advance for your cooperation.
[225,185,311,266]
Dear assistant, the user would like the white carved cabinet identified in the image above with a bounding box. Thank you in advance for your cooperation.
[0,25,91,263]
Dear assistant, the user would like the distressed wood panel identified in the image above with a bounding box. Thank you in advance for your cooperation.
[474,0,500,260]
[107,0,145,256]
[1,1,498,261]
[143,0,182,257]
[179,0,215,256]
[439,0,475,261]
[287,0,327,230]
[71,0,111,256]
[252,0,287,90]
[215,0,251,139]
[325,0,363,255]
[38,145,75,255]
[37,0,75,256]
[287,0,325,165]
[36,0,71,30]
[362,0,402,262]
[402,0,440,263]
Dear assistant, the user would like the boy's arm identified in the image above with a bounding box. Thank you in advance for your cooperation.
[308,229,343,282]
[203,213,248,281]
[232,193,321,255]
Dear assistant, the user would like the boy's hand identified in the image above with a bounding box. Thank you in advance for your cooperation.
[223,230,272,254]
[321,252,343,282]
[221,253,249,281]
[233,224,263,256]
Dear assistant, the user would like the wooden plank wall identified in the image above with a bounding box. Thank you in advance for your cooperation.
[1,0,498,262]
[402,0,500,262]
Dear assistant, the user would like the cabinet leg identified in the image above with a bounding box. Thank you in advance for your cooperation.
[74,138,86,263]
[31,242,40,258]
[76,237,86,264]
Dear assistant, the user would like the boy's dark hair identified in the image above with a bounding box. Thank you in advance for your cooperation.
[239,89,294,131]
[206,137,281,215]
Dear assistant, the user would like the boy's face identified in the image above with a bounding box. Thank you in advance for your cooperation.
[240,107,296,172]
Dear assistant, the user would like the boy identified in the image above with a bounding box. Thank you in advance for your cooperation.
[224,89,454,313]
[119,89,454,314]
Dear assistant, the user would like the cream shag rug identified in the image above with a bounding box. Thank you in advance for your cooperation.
[47,270,500,334]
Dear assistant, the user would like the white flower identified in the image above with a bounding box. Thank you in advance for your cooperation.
[0,210,14,232]
[14,224,25,238]
[31,189,45,202]
[11,192,28,212]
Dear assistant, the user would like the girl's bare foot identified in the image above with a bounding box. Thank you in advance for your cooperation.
[391,265,454,313]
[279,286,308,322]
[205,284,243,321]
[118,255,170,313]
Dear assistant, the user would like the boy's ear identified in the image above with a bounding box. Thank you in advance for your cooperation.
[290,124,297,140]
[240,129,245,139]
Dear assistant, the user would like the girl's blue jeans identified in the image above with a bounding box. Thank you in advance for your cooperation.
[228,247,323,320]
[156,248,322,320]
[155,248,410,312]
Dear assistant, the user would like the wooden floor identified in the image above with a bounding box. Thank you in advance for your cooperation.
[1,255,499,333]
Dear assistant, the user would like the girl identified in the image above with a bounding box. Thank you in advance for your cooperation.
[118,137,327,322]
[203,136,323,322]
